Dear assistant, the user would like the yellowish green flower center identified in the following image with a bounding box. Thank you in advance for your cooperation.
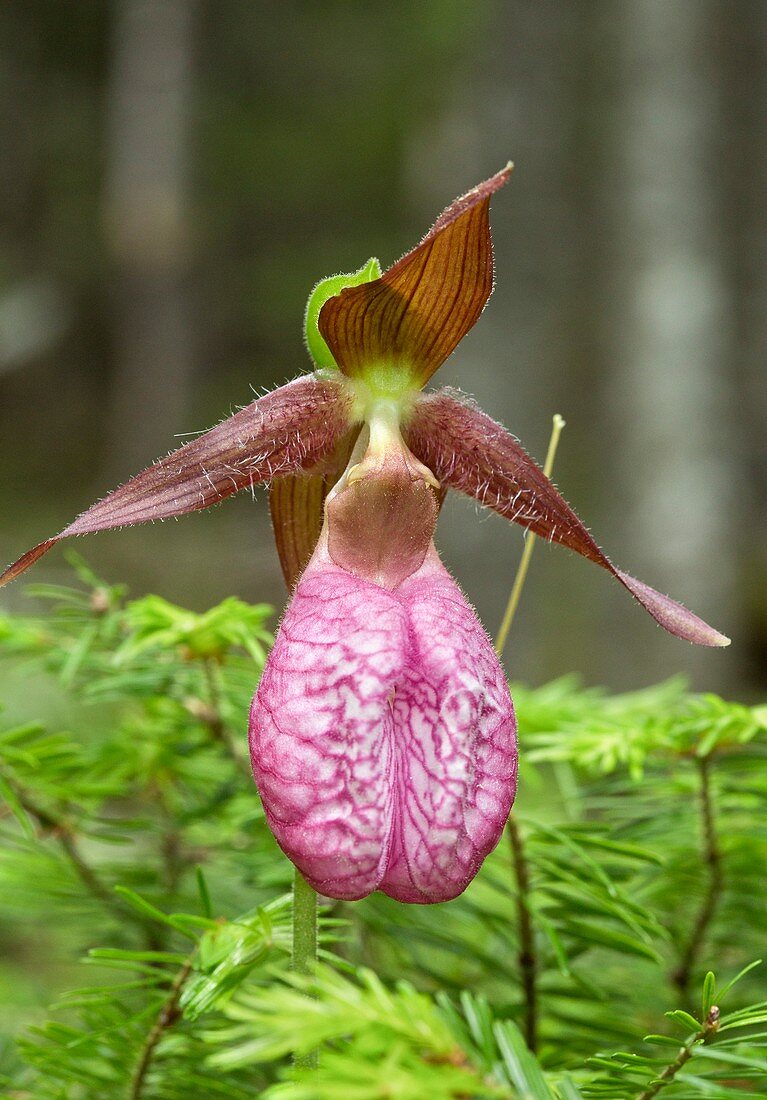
[345,362,421,425]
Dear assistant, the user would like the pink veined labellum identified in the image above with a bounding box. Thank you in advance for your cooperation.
[1,164,729,903]
[250,406,517,902]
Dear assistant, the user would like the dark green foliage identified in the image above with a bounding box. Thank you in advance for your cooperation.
[0,562,765,1097]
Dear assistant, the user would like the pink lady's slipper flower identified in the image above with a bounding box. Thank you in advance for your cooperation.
[1,166,728,903]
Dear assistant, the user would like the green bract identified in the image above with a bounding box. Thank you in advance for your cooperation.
[303,256,381,371]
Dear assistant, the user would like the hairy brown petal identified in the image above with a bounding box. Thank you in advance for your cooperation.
[406,389,730,648]
[268,426,360,590]
[318,165,512,387]
[1,375,355,588]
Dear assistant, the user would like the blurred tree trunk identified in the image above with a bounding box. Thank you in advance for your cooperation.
[408,3,616,687]
[104,0,197,475]
[404,2,750,692]
[600,0,740,686]
[717,0,767,693]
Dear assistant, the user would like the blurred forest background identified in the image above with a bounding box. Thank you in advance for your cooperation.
[1,0,765,698]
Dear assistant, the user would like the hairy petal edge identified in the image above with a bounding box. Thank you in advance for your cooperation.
[1,374,355,587]
[406,389,730,647]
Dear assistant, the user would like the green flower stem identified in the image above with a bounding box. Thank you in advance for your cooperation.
[292,868,319,1069]
[293,868,318,974]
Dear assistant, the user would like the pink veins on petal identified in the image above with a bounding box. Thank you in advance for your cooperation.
[249,543,517,903]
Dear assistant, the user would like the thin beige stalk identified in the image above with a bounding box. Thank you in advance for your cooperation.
[495,413,565,658]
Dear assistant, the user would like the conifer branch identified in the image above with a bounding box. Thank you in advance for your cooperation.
[2,768,126,920]
[129,957,194,1100]
[672,755,723,1002]
[506,812,538,1052]
[635,1006,720,1100]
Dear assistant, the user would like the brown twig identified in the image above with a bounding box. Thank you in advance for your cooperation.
[2,766,167,943]
[55,827,123,912]
[129,957,194,1100]
[671,755,723,1003]
[506,812,538,1052]
[4,771,128,920]
[635,1006,720,1100]
[193,658,250,776]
